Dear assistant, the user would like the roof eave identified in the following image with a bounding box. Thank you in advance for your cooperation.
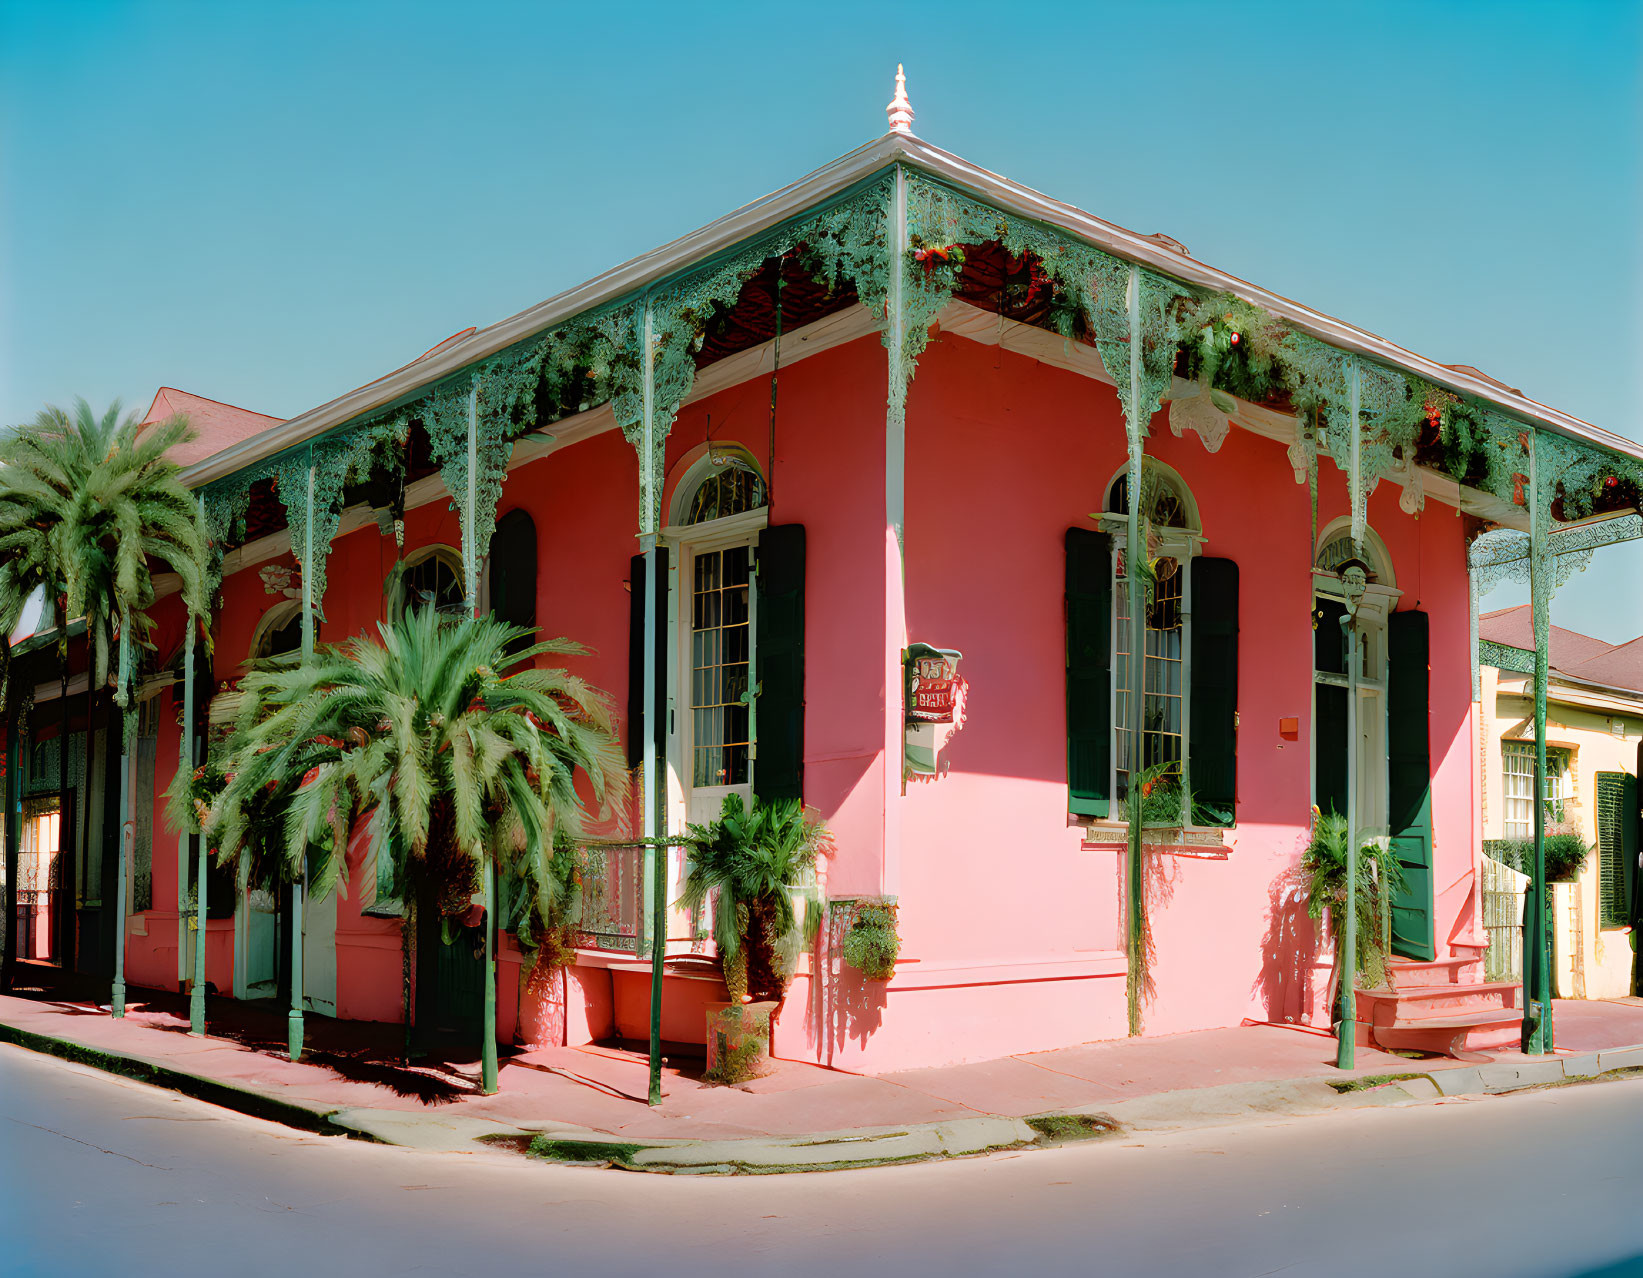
[181,132,1640,491]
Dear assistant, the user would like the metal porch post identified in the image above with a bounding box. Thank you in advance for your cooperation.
[1124,265,1147,1037]
[1337,360,1363,1069]
[468,381,500,1097]
[1524,437,1553,1054]
[641,299,668,1107]
[184,610,207,1036]
[111,623,132,1017]
[289,459,315,1062]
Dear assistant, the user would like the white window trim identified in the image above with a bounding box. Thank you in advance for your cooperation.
[1099,461,1215,832]
[660,457,769,951]
[1310,523,1401,838]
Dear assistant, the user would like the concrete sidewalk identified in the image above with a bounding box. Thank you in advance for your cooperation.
[4,987,1642,1173]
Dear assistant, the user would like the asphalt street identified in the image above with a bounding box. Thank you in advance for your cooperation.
[2,1041,1640,1278]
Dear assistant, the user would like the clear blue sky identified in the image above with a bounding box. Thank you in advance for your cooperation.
[2,1,1638,635]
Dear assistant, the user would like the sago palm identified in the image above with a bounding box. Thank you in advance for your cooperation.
[195,607,628,935]
[679,794,829,1004]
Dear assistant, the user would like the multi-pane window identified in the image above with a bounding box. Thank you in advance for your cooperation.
[1502,742,1570,838]
[1114,549,1185,803]
[690,545,751,788]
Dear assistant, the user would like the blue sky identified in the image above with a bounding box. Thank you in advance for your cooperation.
[2,0,1638,635]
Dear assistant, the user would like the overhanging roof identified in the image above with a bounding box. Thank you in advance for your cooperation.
[180,131,1642,490]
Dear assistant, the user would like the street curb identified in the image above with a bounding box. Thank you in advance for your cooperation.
[0,1020,371,1141]
[6,1011,1643,1174]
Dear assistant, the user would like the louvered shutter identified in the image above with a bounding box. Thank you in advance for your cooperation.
[754,525,805,803]
[1189,558,1238,826]
[1066,528,1112,818]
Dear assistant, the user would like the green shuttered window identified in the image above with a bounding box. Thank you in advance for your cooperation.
[1595,770,1637,930]
[1064,528,1238,826]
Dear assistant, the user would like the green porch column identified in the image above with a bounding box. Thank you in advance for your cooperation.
[183,611,206,1037]
[1123,265,1147,1038]
[111,623,132,1018]
[466,380,501,1096]
[640,299,668,1108]
[1336,359,1363,1070]
[289,459,316,1063]
[1524,436,1553,1054]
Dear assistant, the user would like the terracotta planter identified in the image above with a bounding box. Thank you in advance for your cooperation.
[704,999,775,1084]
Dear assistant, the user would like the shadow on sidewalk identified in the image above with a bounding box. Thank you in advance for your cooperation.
[5,965,511,1105]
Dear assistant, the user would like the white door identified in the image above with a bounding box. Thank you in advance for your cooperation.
[302,870,337,1016]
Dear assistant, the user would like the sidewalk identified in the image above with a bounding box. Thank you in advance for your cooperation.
[4,982,1642,1172]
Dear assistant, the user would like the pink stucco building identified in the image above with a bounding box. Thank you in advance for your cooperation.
[8,95,1640,1074]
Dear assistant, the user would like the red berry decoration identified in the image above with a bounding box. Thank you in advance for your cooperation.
[1229,331,1240,346]
[1606,476,1619,489]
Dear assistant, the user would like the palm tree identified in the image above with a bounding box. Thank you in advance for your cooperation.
[0,400,207,993]
[193,607,627,1075]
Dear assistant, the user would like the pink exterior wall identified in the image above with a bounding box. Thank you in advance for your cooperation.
[108,326,1483,1076]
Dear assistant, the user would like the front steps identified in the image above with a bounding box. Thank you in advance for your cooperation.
[1355,950,1522,1063]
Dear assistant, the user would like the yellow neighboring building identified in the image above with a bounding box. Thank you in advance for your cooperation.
[1479,606,1640,1000]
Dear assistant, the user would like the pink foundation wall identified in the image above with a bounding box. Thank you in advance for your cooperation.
[115,327,1481,1076]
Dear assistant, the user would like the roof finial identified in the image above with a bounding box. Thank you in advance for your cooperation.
[887,63,915,135]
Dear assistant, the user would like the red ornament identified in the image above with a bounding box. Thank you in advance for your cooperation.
[1229,332,1241,346]
[1606,476,1620,489]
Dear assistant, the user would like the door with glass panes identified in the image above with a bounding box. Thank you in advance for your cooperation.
[673,460,766,826]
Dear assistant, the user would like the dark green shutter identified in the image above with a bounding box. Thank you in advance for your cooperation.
[1388,610,1435,962]
[625,551,668,772]
[755,525,805,803]
[1066,528,1112,818]
[1189,558,1238,827]
[1596,770,1636,930]
[489,509,538,639]
[1314,685,1349,820]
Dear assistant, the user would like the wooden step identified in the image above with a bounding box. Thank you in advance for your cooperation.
[1372,1008,1523,1063]
[1357,981,1519,1027]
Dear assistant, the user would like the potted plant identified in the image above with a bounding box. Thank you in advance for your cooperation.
[1299,808,1406,1018]
[841,899,900,981]
[679,794,829,1082]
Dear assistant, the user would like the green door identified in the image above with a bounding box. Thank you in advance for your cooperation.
[434,922,485,1035]
[1388,611,1435,961]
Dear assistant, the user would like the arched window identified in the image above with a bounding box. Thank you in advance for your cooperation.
[670,447,767,529]
[1101,463,1203,808]
[250,601,303,660]
[668,447,768,820]
[1311,519,1400,834]
[396,546,465,619]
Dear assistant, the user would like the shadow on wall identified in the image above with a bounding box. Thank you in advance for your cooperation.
[1133,844,1182,1020]
[803,906,889,1063]
[1254,860,1323,1025]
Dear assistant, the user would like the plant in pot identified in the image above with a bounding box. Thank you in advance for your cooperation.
[841,899,900,981]
[679,794,829,1083]
[1299,808,1407,1019]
